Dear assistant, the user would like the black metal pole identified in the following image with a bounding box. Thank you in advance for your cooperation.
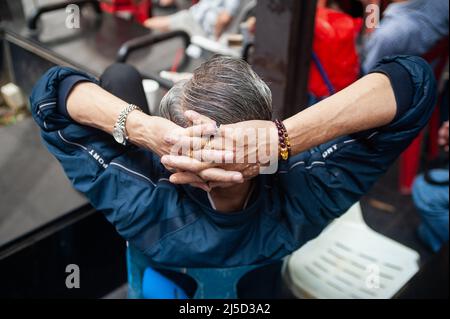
[252,0,317,119]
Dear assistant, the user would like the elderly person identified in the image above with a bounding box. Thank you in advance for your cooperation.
[31,55,435,283]
[144,0,241,39]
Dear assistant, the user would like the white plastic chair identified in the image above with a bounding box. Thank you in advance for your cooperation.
[283,203,420,299]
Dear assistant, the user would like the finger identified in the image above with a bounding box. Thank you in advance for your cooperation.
[192,149,235,163]
[161,155,214,172]
[170,171,205,185]
[170,172,212,192]
[164,124,218,147]
[184,110,216,125]
[198,168,243,183]
[165,131,212,146]
[166,132,225,153]
[167,139,234,161]
[241,164,260,179]
[185,123,218,137]
[216,123,231,137]
[166,135,207,153]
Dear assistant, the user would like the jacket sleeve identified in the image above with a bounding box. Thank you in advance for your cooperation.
[280,56,437,229]
[30,66,178,252]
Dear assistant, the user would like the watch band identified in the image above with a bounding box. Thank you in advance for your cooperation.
[114,104,142,145]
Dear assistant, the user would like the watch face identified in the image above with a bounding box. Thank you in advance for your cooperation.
[113,128,125,145]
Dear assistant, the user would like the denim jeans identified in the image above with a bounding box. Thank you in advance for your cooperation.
[412,170,449,252]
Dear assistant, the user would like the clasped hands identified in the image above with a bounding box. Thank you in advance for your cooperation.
[155,111,278,192]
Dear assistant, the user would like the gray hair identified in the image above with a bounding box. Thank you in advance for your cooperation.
[159,55,272,127]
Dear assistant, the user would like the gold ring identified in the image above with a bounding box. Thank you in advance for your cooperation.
[189,149,194,158]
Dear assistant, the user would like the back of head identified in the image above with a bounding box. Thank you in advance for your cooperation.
[159,55,273,127]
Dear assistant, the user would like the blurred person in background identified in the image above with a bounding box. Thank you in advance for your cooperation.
[412,120,449,253]
[362,0,449,73]
[309,2,363,102]
[144,0,241,39]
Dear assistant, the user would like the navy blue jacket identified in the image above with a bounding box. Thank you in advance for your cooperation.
[30,56,436,267]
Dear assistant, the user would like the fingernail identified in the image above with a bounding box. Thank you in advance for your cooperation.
[232,173,243,182]
[161,156,171,164]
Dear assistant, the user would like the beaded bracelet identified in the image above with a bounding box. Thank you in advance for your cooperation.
[273,119,291,161]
